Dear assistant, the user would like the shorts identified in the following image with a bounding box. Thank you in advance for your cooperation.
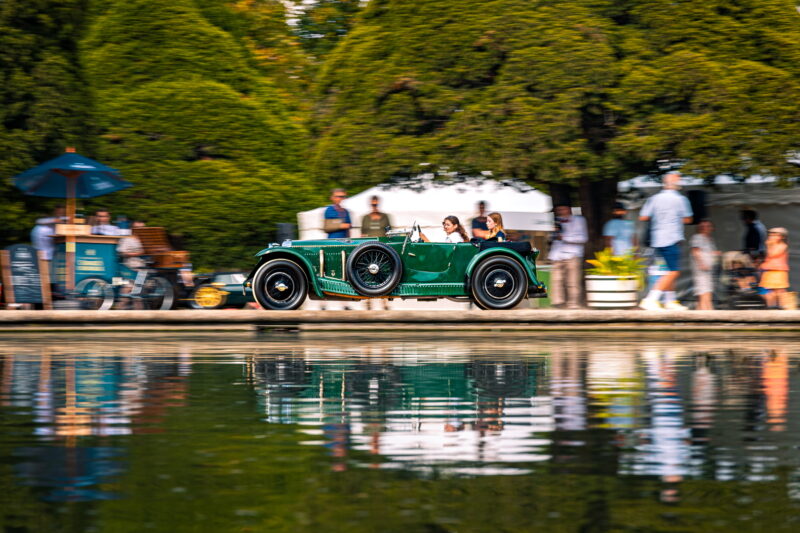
[760,270,789,290]
[693,271,713,295]
[655,243,681,272]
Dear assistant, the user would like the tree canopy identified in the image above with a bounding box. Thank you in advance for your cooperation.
[311,0,800,238]
[4,0,800,262]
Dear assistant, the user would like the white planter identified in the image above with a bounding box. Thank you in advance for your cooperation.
[585,275,639,309]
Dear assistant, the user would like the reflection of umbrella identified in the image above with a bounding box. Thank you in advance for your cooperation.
[11,148,133,290]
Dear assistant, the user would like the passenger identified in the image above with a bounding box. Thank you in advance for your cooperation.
[420,216,469,243]
[484,212,507,242]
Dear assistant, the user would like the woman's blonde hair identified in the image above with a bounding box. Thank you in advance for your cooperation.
[486,212,505,239]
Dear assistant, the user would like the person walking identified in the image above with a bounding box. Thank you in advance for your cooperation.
[470,201,489,240]
[741,209,767,261]
[690,220,719,310]
[30,206,65,261]
[360,195,391,238]
[638,172,693,311]
[759,227,790,309]
[603,202,636,256]
[323,189,351,239]
[548,204,588,309]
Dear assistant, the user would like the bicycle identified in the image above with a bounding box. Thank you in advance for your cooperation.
[73,263,175,310]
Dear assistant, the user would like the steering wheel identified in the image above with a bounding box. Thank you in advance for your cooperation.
[411,222,422,243]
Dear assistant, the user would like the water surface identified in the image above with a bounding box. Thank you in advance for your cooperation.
[2,332,799,532]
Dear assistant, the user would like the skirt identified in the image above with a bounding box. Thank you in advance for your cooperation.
[760,270,789,290]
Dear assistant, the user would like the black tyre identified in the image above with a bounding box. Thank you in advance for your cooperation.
[252,259,307,310]
[141,276,175,310]
[74,278,115,311]
[470,256,528,310]
[346,242,403,297]
[189,284,227,309]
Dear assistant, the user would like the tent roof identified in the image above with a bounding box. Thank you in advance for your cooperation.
[298,178,552,238]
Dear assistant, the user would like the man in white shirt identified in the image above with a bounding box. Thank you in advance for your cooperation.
[30,207,65,261]
[91,209,123,236]
[638,172,693,311]
[548,204,588,309]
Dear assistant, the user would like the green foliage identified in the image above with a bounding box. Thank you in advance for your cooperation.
[294,0,362,57]
[0,0,90,244]
[586,247,645,277]
[79,0,320,269]
[311,0,800,193]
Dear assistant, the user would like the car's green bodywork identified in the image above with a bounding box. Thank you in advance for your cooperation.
[244,235,546,301]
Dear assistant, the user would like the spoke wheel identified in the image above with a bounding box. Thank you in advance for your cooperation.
[74,278,115,311]
[346,242,403,297]
[471,256,527,310]
[252,259,307,310]
[141,276,175,310]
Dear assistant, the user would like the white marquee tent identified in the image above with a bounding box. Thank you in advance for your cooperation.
[297,178,553,241]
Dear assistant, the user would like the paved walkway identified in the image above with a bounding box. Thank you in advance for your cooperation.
[0,309,798,332]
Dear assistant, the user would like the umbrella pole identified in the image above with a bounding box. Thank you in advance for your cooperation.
[66,176,76,292]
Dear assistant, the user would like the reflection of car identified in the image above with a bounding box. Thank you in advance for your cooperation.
[189,272,252,309]
[243,226,546,310]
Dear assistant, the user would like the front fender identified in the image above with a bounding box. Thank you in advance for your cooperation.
[243,248,323,298]
[465,248,543,288]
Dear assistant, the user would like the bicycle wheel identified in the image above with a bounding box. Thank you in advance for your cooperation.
[140,276,175,310]
[74,278,115,311]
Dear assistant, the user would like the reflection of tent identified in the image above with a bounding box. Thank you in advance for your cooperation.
[297,178,552,241]
[619,175,800,292]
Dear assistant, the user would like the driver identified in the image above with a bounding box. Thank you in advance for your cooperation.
[420,216,469,243]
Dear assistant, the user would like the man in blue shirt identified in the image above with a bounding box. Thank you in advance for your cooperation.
[603,202,636,256]
[638,172,693,311]
[323,188,352,239]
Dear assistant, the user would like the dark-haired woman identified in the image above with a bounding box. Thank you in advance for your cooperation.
[421,216,470,243]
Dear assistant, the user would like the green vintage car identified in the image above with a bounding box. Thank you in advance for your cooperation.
[243,226,546,310]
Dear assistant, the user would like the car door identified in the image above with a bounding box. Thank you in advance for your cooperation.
[401,242,458,283]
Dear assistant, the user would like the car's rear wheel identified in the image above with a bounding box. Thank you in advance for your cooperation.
[470,256,527,310]
[252,259,307,310]
[346,242,403,297]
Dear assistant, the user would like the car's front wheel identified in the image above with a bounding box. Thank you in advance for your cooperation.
[470,256,527,310]
[252,259,307,310]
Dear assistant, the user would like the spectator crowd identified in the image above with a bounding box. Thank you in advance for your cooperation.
[322,176,794,310]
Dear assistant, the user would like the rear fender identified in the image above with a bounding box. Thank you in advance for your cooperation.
[465,248,542,289]
[243,249,323,297]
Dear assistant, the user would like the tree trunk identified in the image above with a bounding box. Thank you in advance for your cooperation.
[578,177,618,258]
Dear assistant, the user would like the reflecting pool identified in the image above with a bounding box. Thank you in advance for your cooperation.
[2,332,800,531]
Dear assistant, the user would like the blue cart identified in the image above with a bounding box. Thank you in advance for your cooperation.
[52,234,175,310]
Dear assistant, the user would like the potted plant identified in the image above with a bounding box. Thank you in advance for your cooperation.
[585,248,645,309]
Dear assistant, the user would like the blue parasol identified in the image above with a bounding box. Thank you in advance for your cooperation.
[12,152,132,199]
[10,149,133,291]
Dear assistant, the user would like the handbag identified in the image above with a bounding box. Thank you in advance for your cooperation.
[323,218,343,233]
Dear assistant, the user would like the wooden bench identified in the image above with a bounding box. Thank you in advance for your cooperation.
[133,227,190,268]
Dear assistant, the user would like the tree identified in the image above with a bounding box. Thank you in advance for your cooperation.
[0,0,90,245]
[81,0,321,269]
[310,0,800,250]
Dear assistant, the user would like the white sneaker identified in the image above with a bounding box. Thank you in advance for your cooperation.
[663,300,688,311]
[639,299,664,311]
